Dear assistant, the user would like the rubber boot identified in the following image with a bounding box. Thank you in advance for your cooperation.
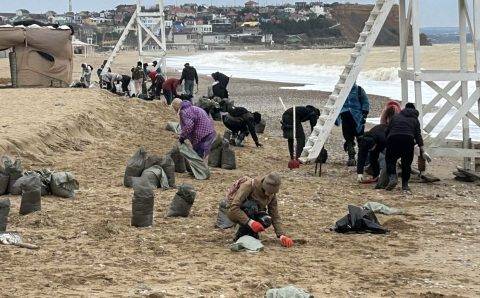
[402,180,411,193]
[385,174,398,191]
[347,145,356,167]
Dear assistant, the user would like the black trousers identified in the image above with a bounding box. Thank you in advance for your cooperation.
[386,135,415,184]
[341,112,363,151]
[282,123,306,160]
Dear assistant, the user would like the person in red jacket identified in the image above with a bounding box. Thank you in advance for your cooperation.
[162,78,181,104]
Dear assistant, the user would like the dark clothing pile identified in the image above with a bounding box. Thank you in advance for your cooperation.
[357,124,388,176]
[334,205,388,234]
[281,106,319,159]
[180,66,199,84]
[223,107,261,147]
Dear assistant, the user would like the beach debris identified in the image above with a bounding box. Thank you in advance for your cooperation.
[364,202,404,215]
[334,205,388,234]
[0,232,39,250]
[265,285,313,298]
[230,235,263,252]
[131,177,154,228]
[166,184,196,218]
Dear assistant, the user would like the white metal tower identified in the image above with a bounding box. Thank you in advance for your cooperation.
[101,0,167,76]
[300,0,480,173]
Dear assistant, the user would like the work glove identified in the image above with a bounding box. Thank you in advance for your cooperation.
[357,174,364,183]
[248,220,265,233]
[279,235,294,248]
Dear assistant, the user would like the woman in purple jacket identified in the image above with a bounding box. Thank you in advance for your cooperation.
[172,98,217,161]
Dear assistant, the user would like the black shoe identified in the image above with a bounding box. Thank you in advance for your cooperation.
[347,158,357,167]
[402,181,411,192]
[385,174,398,191]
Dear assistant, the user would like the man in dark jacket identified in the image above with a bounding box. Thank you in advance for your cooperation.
[336,84,370,166]
[179,63,199,96]
[210,72,230,99]
[223,107,262,147]
[281,105,320,160]
[385,103,425,192]
[356,124,388,183]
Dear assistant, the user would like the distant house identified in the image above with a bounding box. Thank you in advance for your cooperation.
[194,24,213,34]
[45,11,57,18]
[310,4,327,17]
[173,30,199,45]
[114,4,136,25]
[245,1,259,9]
[202,33,230,45]
[283,7,296,14]
[210,17,234,33]
[295,2,308,10]
[241,21,261,34]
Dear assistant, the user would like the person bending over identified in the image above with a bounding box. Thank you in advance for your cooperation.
[356,124,388,183]
[172,99,217,162]
[227,173,293,248]
[163,78,181,105]
[222,106,262,147]
[281,105,320,160]
[385,103,425,192]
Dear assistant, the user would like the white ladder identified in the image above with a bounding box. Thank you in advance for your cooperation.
[300,0,395,162]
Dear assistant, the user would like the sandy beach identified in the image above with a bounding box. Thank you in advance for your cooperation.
[0,52,479,297]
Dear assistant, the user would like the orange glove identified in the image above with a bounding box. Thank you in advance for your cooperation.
[280,235,294,248]
[248,220,265,233]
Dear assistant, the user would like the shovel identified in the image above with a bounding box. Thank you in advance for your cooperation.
[288,105,300,169]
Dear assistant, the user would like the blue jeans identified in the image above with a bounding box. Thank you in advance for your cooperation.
[184,80,194,96]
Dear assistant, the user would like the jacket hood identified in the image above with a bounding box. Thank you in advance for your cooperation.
[401,108,419,118]
[180,100,193,110]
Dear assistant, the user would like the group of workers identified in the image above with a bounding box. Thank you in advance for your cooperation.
[280,83,424,193]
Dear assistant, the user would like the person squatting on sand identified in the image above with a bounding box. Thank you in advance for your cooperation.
[80,63,92,87]
[222,106,263,148]
[163,78,181,105]
[281,105,320,160]
[385,102,425,192]
[172,98,217,163]
[131,61,146,97]
[179,63,199,96]
[336,83,370,166]
[227,173,294,248]
[210,72,230,99]
[356,101,401,184]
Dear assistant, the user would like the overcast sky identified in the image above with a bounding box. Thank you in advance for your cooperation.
[0,0,463,28]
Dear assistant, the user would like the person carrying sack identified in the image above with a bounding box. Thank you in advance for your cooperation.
[227,173,294,248]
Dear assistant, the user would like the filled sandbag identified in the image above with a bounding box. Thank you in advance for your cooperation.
[165,122,181,134]
[160,155,176,188]
[255,119,266,134]
[131,177,155,227]
[221,142,236,170]
[2,156,23,195]
[24,169,53,196]
[166,184,196,217]
[215,198,235,229]
[208,134,223,168]
[124,148,147,188]
[0,172,9,196]
[141,166,169,189]
[168,145,187,173]
[0,198,10,232]
[50,172,79,198]
[144,153,163,169]
[179,144,211,180]
[14,175,42,215]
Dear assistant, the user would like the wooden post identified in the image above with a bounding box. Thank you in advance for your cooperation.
[411,0,423,127]
[459,0,471,169]
[159,0,167,76]
[399,0,409,106]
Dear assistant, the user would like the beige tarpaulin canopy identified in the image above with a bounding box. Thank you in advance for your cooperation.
[0,25,73,87]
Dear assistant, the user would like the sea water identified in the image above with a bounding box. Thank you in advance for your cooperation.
[167,45,480,140]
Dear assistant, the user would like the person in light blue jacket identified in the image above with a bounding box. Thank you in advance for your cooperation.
[336,83,370,166]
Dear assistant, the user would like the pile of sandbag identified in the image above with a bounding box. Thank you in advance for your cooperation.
[0,198,10,232]
[0,156,79,199]
[166,184,196,217]
[208,135,236,170]
[124,148,175,189]
[14,175,42,215]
